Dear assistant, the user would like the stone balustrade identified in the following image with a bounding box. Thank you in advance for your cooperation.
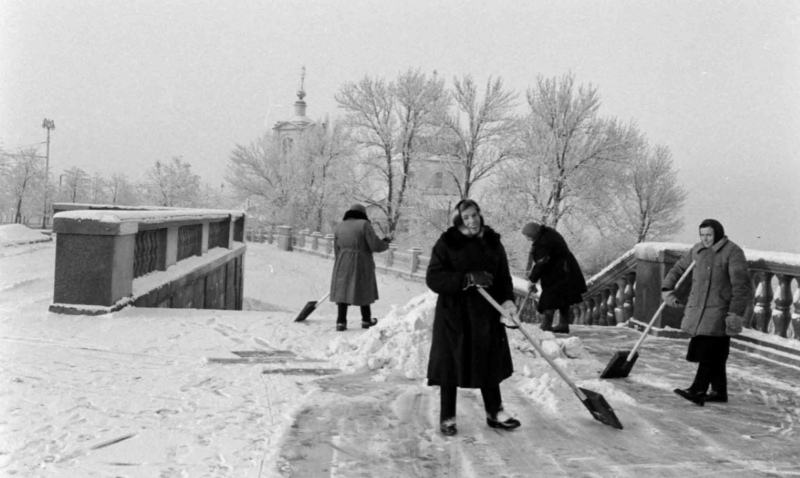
[245,225,431,281]
[50,205,246,315]
[573,242,800,344]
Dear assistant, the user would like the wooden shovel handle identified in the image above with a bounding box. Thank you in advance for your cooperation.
[627,260,696,360]
[477,288,586,401]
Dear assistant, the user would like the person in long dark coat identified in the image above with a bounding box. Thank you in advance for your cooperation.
[522,222,588,334]
[330,204,390,331]
[426,199,520,437]
[662,219,752,406]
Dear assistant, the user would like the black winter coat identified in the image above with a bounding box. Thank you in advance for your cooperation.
[426,226,515,388]
[526,226,588,312]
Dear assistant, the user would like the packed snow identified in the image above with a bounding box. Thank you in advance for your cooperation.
[0,224,51,248]
[2,235,799,477]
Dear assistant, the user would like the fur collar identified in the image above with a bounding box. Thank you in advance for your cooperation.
[441,225,502,250]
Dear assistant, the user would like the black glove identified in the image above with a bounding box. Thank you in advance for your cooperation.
[464,270,493,289]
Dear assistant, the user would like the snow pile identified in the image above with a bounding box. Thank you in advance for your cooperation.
[326,291,437,379]
[0,224,51,247]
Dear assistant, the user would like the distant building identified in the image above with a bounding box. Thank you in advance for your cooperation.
[271,67,315,155]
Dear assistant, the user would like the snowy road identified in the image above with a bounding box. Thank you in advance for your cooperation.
[1,240,799,477]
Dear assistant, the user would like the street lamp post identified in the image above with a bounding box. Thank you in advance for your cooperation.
[41,118,55,228]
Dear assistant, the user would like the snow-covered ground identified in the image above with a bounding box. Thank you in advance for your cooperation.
[1,230,799,477]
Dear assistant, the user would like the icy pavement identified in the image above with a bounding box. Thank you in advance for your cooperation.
[1,240,799,477]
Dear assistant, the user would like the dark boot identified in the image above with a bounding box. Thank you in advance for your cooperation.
[708,361,728,403]
[551,324,570,334]
[336,303,348,331]
[705,391,728,403]
[673,388,706,406]
[440,418,457,436]
[362,317,378,329]
[540,310,555,332]
[486,409,521,430]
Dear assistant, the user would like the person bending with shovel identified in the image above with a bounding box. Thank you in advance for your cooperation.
[426,199,521,437]
[329,204,390,331]
[521,222,587,334]
[662,219,752,406]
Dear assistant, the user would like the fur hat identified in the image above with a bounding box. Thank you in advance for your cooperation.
[521,222,542,240]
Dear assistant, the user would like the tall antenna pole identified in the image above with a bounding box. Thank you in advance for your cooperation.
[41,118,55,228]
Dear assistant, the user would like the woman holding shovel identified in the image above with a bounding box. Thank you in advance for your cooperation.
[426,199,520,437]
[330,204,390,331]
[662,219,752,406]
[522,222,587,334]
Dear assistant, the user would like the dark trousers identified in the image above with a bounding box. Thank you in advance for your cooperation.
[688,336,730,395]
[541,306,570,329]
[440,385,503,422]
[336,303,371,324]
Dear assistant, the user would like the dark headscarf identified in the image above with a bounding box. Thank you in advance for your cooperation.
[343,203,369,221]
[451,199,485,229]
[521,222,542,241]
[699,219,725,244]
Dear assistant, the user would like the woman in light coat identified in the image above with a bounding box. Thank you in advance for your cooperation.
[662,219,752,405]
[330,204,389,331]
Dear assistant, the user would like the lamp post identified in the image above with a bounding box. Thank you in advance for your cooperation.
[41,118,55,228]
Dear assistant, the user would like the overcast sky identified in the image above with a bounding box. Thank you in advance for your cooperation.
[2,0,799,253]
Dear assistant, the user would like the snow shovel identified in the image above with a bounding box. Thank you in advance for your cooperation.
[600,260,696,379]
[294,291,330,322]
[478,288,623,430]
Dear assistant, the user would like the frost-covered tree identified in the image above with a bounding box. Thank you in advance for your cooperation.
[433,75,519,199]
[1,148,44,223]
[497,72,639,229]
[58,166,90,203]
[143,157,201,207]
[336,69,448,240]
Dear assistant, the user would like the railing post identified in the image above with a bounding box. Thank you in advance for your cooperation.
[409,247,423,273]
[754,271,774,333]
[325,233,335,255]
[277,225,293,251]
[201,222,209,255]
[52,219,136,307]
[623,272,636,322]
[774,274,793,338]
[311,232,322,251]
[791,280,800,340]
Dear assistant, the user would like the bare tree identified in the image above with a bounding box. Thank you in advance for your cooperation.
[58,166,90,203]
[434,75,518,199]
[226,131,303,226]
[108,172,139,205]
[2,148,44,223]
[89,172,108,204]
[498,72,638,228]
[614,144,687,242]
[292,117,356,231]
[336,69,447,240]
[143,157,201,207]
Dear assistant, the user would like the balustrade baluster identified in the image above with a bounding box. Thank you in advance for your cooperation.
[595,292,606,326]
[606,285,617,326]
[773,275,794,338]
[790,281,800,340]
[623,272,635,322]
[753,272,774,333]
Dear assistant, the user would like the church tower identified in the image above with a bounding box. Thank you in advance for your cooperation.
[272,67,315,155]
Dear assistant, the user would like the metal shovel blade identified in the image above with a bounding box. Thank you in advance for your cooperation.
[294,301,318,322]
[600,351,639,379]
[579,387,624,430]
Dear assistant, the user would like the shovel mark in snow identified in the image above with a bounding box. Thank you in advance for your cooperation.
[89,433,137,450]
[262,368,341,376]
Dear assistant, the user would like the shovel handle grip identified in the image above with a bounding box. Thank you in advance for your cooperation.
[317,291,331,303]
[477,288,586,401]
[627,260,696,360]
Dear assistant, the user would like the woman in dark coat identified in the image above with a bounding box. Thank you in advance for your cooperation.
[662,219,752,406]
[330,204,390,331]
[426,199,520,436]
[522,222,588,334]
